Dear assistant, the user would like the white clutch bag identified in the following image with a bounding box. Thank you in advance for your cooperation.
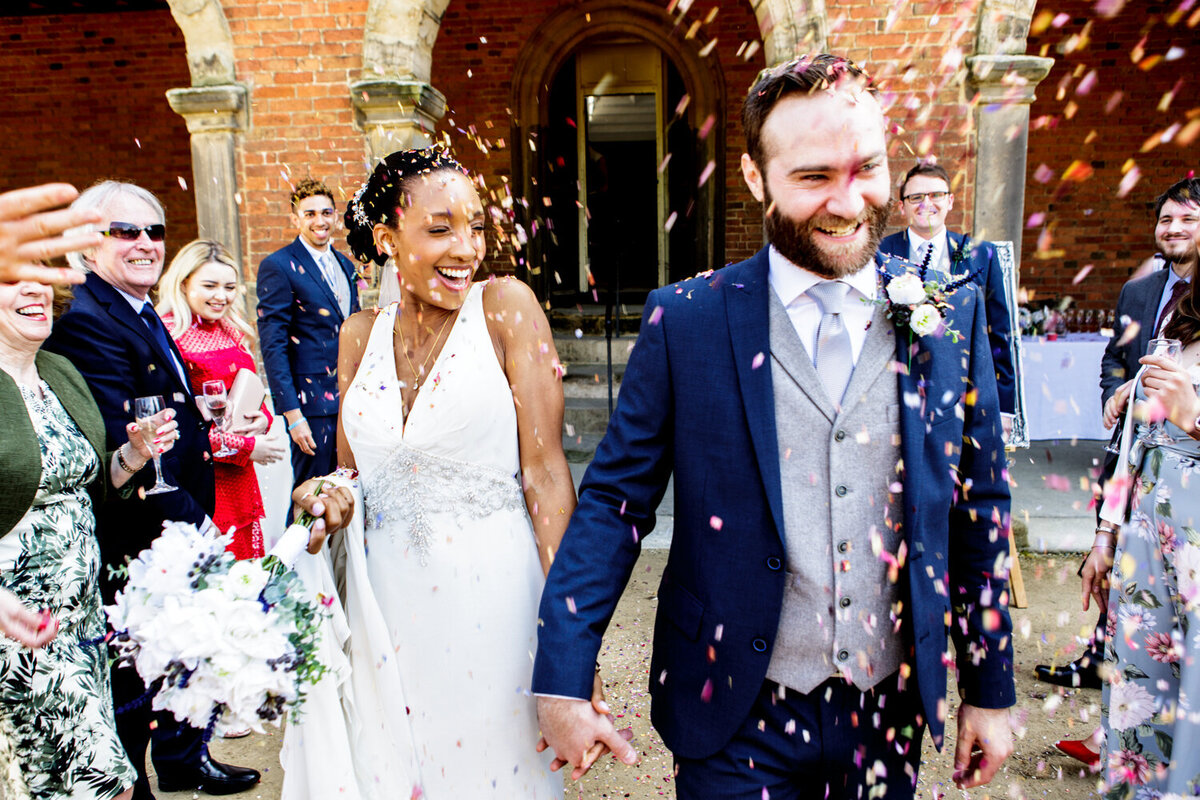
[227,368,266,425]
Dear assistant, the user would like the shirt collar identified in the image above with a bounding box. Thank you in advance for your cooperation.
[906,227,948,256]
[298,237,332,265]
[767,245,878,306]
[1166,264,1191,289]
[110,282,152,313]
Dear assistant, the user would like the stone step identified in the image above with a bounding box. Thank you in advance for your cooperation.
[554,333,637,365]
[563,374,622,399]
[564,396,613,436]
[550,305,645,336]
[562,432,604,463]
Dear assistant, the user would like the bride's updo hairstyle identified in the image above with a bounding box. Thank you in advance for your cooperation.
[344,147,468,267]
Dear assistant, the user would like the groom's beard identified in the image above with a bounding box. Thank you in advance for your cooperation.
[764,187,890,279]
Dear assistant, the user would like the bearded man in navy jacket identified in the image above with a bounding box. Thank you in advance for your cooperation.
[534,55,1015,799]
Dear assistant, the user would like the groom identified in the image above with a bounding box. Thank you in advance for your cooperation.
[534,54,1015,798]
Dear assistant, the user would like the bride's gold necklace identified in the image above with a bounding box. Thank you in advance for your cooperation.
[396,308,456,390]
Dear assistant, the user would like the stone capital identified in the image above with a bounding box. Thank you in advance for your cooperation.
[166,84,249,134]
[965,54,1055,105]
[349,79,447,158]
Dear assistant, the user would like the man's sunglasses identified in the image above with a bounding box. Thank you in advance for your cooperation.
[101,222,166,242]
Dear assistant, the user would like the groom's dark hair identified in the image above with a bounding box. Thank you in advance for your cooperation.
[742,53,877,170]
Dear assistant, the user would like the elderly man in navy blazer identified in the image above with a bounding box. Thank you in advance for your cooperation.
[256,178,360,488]
[879,162,1015,431]
[45,181,261,799]
[534,55,1015,799]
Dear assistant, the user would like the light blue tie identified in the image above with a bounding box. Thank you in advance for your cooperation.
[807,281,853,405]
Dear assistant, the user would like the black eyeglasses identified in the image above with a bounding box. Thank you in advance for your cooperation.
[902,191,950,205]
[102,222,166,242]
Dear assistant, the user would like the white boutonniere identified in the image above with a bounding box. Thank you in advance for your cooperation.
[876,248,973,344]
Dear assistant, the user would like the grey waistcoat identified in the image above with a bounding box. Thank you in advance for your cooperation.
[764,288,908,694]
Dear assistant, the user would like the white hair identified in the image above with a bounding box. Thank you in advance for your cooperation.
[65,180,165,272]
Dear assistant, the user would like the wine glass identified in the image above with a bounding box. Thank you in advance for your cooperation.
[1141,337,1183,446]
[132,395,178,494]
[202,380,237,457]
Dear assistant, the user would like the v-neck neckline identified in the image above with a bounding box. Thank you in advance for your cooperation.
[389,289,472,437]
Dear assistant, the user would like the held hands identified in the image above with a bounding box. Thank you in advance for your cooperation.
[291,479,355,553]
[952,704,1014,790]
[0,587,58,648]
[1103,379,1135,430]
[1081,544,1115,614]
[1139,353,1200,433]
[536,673,638,782]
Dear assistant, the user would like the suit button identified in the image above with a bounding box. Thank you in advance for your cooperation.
[834,429,846,441]
[839,597,852,608]
[837,649,850,662]
[837,540,850,553]
[752,638,768,652]
[766,556,782,570]
[835,485,848,497]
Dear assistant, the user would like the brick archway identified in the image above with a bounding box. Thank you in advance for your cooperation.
[751,0,828,64]
[164,0,236,86]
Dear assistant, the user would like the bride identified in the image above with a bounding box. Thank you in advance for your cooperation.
[281,148,582,798]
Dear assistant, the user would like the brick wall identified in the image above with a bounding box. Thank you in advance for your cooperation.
[0,10,196,261]
[1023,0,1198,310]
[223,0,371,278]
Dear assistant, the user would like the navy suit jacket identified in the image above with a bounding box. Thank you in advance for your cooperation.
[532,248,1014,757]
[44,272,215,600]
[880,230,1015,413]
[256,237,361,418]
[1100,267,1172,406]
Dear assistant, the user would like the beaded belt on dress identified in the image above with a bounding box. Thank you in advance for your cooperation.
[362,442,525,564]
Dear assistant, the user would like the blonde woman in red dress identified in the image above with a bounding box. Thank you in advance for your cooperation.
[156,240,286,559]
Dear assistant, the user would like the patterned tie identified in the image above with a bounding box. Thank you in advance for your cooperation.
[916,240,933,268]
[320,251,350,317]
[1155,278,1190,335]
[807,281,853,405]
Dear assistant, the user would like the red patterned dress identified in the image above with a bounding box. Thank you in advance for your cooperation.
[165,314,272,559]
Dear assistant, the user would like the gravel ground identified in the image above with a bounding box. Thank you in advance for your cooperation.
[150,550,1105,800]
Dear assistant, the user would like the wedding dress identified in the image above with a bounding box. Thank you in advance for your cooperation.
[281,284,561,799]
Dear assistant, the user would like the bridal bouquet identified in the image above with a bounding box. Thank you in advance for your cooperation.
[105,520,329,734]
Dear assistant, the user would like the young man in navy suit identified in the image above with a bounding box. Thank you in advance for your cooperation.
[257,178,361,489]
[879,162,1016,433]
[534,55,1014,798]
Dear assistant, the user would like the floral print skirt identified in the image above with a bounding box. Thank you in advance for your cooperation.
[1103,442,1200,799]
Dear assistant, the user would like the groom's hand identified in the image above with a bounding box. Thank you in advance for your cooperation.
[952,704,1013,789]
[536,695,638,780]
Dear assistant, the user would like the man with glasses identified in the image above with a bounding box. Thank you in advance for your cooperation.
[880,163,1016,427]
[257,178,360,491]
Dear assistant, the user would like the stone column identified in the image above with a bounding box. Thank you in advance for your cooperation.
[965,54,1053,268]
[166,84,249,266]
[349,79,447,162]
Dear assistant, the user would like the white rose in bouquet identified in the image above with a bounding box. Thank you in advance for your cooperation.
[886,273,927,305]
[910,304,943,336]
[222,560,271,601]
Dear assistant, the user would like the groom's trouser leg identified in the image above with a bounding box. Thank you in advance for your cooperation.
[674,672,925,800]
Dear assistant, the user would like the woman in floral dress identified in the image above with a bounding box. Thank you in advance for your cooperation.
[0,279,178,800]
[1086,273,1200,798]
[157,240,286,560]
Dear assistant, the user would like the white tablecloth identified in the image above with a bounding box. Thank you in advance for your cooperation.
[1021,335,1109,441]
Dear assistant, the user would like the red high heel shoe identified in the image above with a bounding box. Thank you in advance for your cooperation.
[1055,738,1100,767]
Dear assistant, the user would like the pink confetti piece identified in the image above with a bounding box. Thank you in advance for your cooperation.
[710,515,723,531]
[752,352,765,369]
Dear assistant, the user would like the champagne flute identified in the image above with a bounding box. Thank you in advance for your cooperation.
[202,380,237,457]
[1141,337,1182,446]
[133,395,178,494]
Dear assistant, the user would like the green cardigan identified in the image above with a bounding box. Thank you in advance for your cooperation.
[0,350,109,535]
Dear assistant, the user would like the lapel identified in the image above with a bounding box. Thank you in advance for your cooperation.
[839,303,897,417]
[289,238,345,322]
[1139,268,1172,348]
[767,287,836,422]
[85,274,192,396]
[879,231,907,260]
[332,248,361,313]
[724,249,785,539]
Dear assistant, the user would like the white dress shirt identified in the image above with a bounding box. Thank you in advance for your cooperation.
[299,238,351,317]
[767,246,878,365]
[905,228,951,272]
